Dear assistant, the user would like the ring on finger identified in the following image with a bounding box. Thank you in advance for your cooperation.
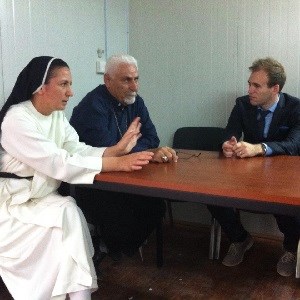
[162,155,168,162]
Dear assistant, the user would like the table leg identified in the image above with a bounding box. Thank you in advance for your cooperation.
[156,219,163,268]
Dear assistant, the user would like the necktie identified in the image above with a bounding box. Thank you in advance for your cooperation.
[257,109,270,140]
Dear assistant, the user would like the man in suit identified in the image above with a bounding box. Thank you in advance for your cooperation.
[207,57,300,276]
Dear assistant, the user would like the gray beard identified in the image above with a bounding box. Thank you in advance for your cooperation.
[124,96,136,105]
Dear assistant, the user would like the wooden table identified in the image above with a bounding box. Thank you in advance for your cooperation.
[89,151,300,276]
[94,151,300,215]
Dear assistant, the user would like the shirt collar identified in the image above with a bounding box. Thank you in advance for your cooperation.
[104,85,126,110]
[259,93,279,113]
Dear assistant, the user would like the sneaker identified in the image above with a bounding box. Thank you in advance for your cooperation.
[277,251,296,277]
[222,235,254,267]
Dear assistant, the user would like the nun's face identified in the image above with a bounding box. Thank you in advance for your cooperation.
[42,67,73,113]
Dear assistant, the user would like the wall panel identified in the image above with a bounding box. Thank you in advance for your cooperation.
[0,0,105,118]
[129,0,300,146]
[129,0,300,234]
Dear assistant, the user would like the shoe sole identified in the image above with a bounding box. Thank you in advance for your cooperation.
[222,238,254,267]
[277,270,294,277]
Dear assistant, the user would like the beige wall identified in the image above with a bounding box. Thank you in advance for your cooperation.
[128,0,300,236]
[0,0,129,119]
[129,0,300,146]
[0,0,296,237]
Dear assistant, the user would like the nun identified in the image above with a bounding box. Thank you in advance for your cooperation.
[0,56,153,300]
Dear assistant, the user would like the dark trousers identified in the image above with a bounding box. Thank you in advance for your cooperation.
[75,187,166,255]
[207,205,300,252]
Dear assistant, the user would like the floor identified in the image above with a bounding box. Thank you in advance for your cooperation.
[93,223,300,299]
[1,223,299,299]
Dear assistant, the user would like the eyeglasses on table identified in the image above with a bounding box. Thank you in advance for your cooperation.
[176,150,201,159]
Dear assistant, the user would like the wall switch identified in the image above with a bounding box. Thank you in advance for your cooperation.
[96,60,106,74]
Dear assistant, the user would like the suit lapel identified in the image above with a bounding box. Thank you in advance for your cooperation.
[267,93,285,138]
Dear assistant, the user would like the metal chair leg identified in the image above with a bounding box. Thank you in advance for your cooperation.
[209,217,216,259]
[296,239,300,278]
[209,217,221,260]
[214,222,221,259]
[139,246,144,262]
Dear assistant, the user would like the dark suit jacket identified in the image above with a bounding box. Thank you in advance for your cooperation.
[225,93,300,155]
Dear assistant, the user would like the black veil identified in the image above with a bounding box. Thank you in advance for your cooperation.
[0,56,56,129]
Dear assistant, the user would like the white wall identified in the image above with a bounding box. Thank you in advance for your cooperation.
[104,1,129,58]
[129,0,300,146]
[0,0,129,119]
[0,11,4,108]
[128,0,300,236]
[0,0,296,237]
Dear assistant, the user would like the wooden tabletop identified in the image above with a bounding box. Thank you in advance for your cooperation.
[93,151,300,215]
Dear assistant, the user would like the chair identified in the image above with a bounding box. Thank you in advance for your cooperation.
[173,127,225,151]
[169,126,225,259]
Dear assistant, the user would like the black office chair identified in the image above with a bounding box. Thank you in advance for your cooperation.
[173,126,225,151]
[169,126,225,259]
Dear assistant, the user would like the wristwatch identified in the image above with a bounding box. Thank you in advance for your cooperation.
[260,143,267,156]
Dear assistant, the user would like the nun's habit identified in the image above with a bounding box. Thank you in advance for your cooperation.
[0,56,104,299]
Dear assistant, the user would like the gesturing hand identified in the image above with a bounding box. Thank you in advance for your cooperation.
[116,117,142,155]
[102,151,154,172]
[119,151,154,171]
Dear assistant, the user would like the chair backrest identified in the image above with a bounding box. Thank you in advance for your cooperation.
[173,127,226,151]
